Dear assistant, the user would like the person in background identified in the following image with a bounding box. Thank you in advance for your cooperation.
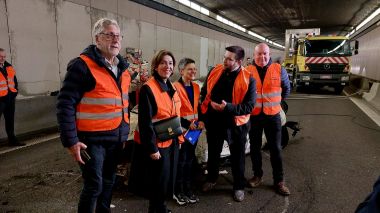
[172,58,204,205]
[246,43,291,196]
[137,50,183,213]
[246,57,252,66]
[56,18,131,212]
[0,48,24,146]
[199,46,256,202]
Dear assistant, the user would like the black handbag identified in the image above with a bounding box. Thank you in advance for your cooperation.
[153,116,182,141]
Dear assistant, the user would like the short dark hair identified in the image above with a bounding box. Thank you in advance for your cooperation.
[151,50,176,74]
[225,46,245,61]
[0,48,4,52]
[178,58,195,71]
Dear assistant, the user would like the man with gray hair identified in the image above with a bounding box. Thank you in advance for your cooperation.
[57,18,131,212]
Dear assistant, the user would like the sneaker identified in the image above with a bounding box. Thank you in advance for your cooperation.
[276,182,290,196]
[185,191,199,204]
[202,182,216,192]
[173,193,189,206]
[233,190,245,202]
[248,176,262,188]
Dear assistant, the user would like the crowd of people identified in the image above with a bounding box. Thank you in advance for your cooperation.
[54,17,291,213]
[51,17,377,213]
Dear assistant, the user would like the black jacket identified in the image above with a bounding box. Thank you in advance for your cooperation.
[56,45,130,148]
[138,72,177,154]
[199,66,256,131]
[0,61,18,101]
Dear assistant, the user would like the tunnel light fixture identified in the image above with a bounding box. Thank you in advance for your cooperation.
[248,31,265,41]
[200,7,209,16]
[176,0,210,16]
[272,42,285,48]
[356,7,380,31]
[176,0,284,49]
[346,29,356,38]
[190,2,201,11]
[217,15,246,32]
[178,0,191,7]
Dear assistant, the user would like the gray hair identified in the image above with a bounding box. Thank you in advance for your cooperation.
[92,18,119,40]
[178,58,195,71]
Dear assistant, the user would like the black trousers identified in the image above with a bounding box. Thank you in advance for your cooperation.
[175,140,196,194]
[148,141,179,213]
[206,125,248,190]
[249,113,284,184]
[0,96,17,142]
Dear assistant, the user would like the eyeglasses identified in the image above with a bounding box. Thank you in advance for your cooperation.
[99,32,123,41]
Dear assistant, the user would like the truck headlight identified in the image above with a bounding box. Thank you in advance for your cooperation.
[341,76,349,81]
[302,75,310,81]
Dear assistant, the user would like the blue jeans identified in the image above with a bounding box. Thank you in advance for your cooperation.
[78,142,123,213]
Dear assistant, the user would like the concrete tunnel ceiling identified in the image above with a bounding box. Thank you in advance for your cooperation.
[193,0,380,45]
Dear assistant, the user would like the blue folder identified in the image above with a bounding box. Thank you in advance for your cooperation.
[184,129,202,145]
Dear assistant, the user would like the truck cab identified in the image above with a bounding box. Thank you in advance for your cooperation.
[295,36,353,93]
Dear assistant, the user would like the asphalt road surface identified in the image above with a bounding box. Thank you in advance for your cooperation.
[1,90,380,213]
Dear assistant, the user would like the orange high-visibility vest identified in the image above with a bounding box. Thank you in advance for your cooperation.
[246,63,282,115]
[0,65,17,97]
[76,55,130,131]
[173,81,200,123]
[135,77,183,148]
[200,64,251,126]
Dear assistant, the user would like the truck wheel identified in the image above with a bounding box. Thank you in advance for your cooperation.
[334,86,344,94]
[295,85,303,92]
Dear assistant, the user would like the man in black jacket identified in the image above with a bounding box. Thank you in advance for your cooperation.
[57,18,131,212]
[199,46,256,202]
[0,48,24,146]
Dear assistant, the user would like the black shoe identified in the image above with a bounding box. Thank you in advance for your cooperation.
[185,191,199,204]
[8,141,26,146]
[173,193,189,206]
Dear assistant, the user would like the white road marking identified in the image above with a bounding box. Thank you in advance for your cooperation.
[0,133,59,155]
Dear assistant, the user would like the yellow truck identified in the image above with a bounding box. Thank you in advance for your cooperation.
[284,29,358,93]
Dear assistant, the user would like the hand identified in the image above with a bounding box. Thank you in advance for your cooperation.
[150,151,161,160]
[197,121,205,130]
[189,121,197,130]
[68,142,87,165]
[210,101,222,112]
[221,100,227,110]
[211,101,226,112]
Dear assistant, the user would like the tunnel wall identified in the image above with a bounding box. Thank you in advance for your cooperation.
[0,0,285,139]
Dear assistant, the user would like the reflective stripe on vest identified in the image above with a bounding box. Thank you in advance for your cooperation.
[247,63,282,115]
[200,64,250,126]
[135,77,183,147]
[173,81,200,122]
[76,55,130,131]
[0,65,17,97]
